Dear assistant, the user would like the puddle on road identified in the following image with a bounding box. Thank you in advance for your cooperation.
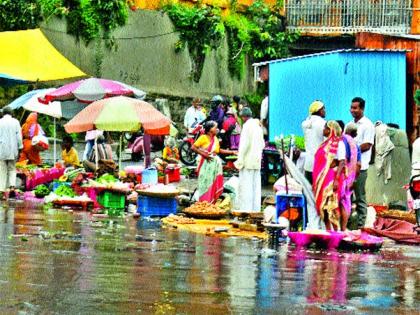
[0,200,418,314]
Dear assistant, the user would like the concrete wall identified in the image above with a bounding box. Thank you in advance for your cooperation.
[41,10,254,99]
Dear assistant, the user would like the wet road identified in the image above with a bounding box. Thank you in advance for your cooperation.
[0,201,418,314]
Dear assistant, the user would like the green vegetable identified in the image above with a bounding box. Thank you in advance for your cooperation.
[34,184,50,198]
[55,185,76,198]
[97,173,117,184]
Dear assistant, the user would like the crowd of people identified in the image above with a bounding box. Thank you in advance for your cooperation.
[1,91,419,232]
[187,95,265,211]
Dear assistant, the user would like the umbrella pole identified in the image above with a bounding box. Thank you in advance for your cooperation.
[119,134,122,170]
[95,137,98,170]
[53,117,57,164]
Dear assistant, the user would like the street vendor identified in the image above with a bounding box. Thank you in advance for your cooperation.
[83,135,114,173]
[162,136,179,163]
[19,112,44,165]
[61,135,81,168]
[192,120,236,204]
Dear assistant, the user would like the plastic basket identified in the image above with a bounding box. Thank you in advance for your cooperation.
[165,167,180,183]
[137,195,177,217]
[97,191,126,209]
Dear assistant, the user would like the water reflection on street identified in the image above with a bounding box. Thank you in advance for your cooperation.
[0,200,418,314]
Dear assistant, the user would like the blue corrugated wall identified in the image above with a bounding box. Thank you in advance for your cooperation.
[268,51,406,141]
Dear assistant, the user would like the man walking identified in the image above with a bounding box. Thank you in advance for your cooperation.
[348,97,375,228]
[302,100,326,184]
[234,108,265,212]
[0,107,23,199]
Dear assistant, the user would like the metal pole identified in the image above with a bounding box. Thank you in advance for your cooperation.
[53,117,57,164]
[119,133,122,170]
[95,137,98,170]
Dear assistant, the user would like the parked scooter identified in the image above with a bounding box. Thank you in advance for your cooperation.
[179,122,204,166]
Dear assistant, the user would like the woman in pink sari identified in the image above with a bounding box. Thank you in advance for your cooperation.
[313,121,350,231]
[192,121,236,203]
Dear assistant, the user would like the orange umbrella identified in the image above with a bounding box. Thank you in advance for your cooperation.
[64,96,170,135]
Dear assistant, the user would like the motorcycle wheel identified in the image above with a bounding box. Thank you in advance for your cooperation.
[179,141,197,166]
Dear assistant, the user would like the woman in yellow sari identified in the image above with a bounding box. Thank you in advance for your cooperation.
[192,121,236,204]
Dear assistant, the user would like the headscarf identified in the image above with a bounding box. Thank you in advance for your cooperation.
[309,100,324,115]
[22,112,39,139]
[326,120,342,138]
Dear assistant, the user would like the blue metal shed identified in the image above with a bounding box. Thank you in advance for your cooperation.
[254,49,407,141]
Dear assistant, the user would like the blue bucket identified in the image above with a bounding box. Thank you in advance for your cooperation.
[141,167,158,185]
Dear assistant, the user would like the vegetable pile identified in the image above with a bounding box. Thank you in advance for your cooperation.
[34,185,50,198]
[55,185,76,198]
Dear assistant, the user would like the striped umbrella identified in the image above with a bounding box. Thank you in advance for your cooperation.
[64,96,170,168]
[40,78,146,103]
[64,96,170,135]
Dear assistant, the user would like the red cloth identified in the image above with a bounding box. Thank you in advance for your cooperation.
[363,217,420,244]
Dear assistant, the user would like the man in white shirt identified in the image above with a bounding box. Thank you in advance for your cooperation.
[235,107,265,212]
[302,100,326,184]
[348,97,375,228]
[260,95,268,138]
[0,107,23,197]
[184,98,205,130]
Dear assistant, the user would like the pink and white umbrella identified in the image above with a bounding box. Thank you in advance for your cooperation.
[39,78,146,104]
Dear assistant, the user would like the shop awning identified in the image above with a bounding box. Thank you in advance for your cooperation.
[0,28,86,83]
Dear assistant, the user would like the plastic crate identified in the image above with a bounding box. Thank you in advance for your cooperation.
[137,195,177,217]
[276,192,306,228]
[97,191,126,209]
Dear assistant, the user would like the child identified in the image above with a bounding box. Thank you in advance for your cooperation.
[62,135,80,168]
[162,136,179,163]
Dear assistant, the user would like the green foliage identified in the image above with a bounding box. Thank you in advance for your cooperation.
[0,0,128,46]
[0,0,42,31]
[39,0,66,19]
[415,89,420,106]
[163,0,298,81]
[63,0,128,46]
[0,85,30,107]
[164,3,225,82]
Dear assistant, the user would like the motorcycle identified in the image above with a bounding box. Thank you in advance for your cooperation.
[179,123,204,166]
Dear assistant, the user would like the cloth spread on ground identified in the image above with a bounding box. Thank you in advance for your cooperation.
[363,217,420,244]
[161,218,267,239]
[375,123,395,184]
